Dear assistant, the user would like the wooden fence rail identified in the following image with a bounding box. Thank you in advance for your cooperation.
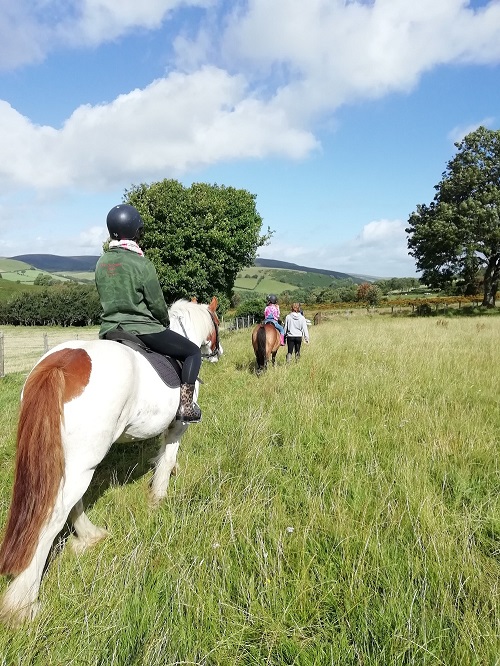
[0,316,260,377]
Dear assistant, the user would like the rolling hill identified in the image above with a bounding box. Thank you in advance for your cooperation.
[6,254,372,283]
[9,254,99,272]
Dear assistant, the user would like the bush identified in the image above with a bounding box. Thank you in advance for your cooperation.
[235,297,265,319]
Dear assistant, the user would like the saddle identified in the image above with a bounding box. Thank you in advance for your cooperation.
[103,329,182,388]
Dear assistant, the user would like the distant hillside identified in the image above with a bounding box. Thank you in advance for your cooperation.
[9,254,99,272]
[254,258,370,284]
[6,254,376,284]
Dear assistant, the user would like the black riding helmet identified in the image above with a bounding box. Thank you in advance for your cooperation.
[267,294,277,304]
[106,204,144,241]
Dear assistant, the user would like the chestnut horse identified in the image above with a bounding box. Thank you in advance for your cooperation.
[251,322,281,374]
[0,298,222,624]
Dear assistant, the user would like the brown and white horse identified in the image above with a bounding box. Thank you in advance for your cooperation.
[0,298,221,624]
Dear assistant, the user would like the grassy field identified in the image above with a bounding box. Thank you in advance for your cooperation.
[0,279,37,302]
[233,266,352,295]
[0,315,499,664]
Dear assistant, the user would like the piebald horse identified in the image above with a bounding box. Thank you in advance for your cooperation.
[251,322,281,374]
[0,298,221,624]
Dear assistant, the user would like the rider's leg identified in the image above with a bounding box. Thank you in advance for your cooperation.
[138,330,202,422]
[273,321,286,346]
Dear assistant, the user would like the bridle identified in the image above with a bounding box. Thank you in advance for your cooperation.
[175,309,221,360]
[202,310,221,360]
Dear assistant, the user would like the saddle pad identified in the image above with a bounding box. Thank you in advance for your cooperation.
[104,332,182,388]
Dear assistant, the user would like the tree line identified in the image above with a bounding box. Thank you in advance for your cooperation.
[0,284,101,327]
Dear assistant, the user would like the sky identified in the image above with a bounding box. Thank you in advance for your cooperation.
[0,1,499,278]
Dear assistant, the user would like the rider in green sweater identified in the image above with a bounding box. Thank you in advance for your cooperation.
[95,204,202,423]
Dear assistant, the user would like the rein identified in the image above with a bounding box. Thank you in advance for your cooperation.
[202,310,221,359]
[175,309,221,359]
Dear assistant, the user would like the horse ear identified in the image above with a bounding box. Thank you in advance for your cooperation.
[208,296,218,312]
[191,297,198,303]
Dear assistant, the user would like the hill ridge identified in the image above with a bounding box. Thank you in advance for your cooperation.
[6,254,374,282]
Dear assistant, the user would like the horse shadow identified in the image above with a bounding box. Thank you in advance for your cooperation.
[84,437,161,507]
[235,358,262,374]
[50,437,161,559]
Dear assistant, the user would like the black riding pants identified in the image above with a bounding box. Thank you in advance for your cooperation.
[286,336,302,357]
[137,329,201,385]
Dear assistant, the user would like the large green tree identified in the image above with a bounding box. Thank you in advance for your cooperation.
[124,179,272,306]
[406,126,500,307]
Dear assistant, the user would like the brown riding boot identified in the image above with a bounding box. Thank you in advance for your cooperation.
[176,383,202,423]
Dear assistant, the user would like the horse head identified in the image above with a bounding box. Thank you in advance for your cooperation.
[168,297,222,361]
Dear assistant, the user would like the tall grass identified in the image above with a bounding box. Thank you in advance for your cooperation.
[0,314,498,665]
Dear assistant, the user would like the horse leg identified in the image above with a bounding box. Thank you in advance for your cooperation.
[69,499,109,555]
[0,469,95,625]
[150,421,188,505]
[271,350,277,366]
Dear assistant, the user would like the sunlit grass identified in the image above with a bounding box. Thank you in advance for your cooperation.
[0,314,498,664]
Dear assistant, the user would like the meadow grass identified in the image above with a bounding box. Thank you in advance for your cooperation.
[0,314,498,665]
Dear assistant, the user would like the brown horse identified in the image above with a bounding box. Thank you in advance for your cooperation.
[251,322,281,374]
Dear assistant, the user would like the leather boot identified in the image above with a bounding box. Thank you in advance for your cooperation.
[176,383,202,423]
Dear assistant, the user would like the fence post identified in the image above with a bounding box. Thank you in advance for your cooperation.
[43,333,49,353]
[0,332,4,378]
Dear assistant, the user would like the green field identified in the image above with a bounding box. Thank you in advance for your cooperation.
[53,271,96,281]
[0,259,32,272]
[0,315,498,663]
[0,279,37,302]
[0,270,69,284]
[234,266,350,295]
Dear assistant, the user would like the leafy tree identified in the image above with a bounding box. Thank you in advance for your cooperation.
[235,297,266,319]
[338,284,358,302]
[34,273,55,286]
[356,282,381,305]
[124,179,272,306]
[406,126,500,307]
[0,285,100,326]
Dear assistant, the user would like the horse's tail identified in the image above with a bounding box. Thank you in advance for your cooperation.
[256,324,267,367]
[0,348,92,576]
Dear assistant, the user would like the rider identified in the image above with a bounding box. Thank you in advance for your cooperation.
[95,203,202,423]
[264,294,285,346]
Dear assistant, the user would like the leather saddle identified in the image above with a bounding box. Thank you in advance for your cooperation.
[103,329,182,388]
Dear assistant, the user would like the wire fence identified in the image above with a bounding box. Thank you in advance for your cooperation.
[0,315,260,377]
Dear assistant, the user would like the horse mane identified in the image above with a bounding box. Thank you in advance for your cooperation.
[168,299,214,342]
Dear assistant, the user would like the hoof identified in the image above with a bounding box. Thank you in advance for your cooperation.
[70,528,109,555]
[0,599,40,627]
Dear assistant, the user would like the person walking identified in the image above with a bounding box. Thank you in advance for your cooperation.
[284,302,309,362]
[95,203,203,422]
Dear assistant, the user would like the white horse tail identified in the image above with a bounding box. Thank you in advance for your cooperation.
[0,348,92,576]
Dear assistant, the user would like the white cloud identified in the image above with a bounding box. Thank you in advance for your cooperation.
[1,1,499,194]
[76,225,108,252]
[221,0,500,120]
[447,117,496,144]
[0,68,317,192]
[260,219,417,278]
[0,0,211,70]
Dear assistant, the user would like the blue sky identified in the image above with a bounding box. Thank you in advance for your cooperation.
[0,1,499,278]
